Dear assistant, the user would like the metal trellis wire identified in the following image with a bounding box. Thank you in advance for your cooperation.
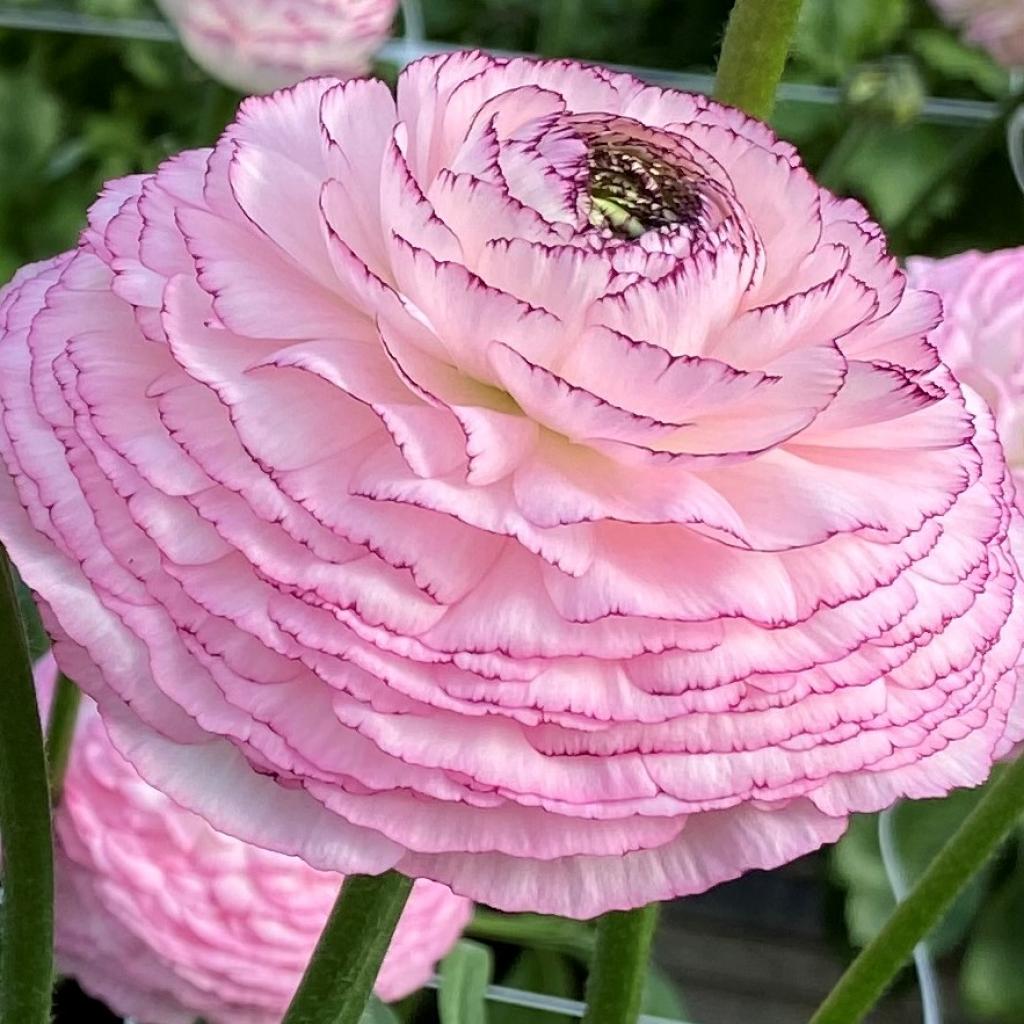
[879,807,943,1024]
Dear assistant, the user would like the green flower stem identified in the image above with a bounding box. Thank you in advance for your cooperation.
[810,758,1024,1024]
[714,0,806,121]
[581,903,661,1024]
[0,548,54,1024]
[45,672,81,804]
[281,871,413,1024]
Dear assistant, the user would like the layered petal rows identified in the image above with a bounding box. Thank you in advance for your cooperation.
[2,53,1022,917]
[908,247,1024,505]
[155,0,398,93]
[35,656,470,1024]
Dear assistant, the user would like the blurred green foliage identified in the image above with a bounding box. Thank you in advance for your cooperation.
[2,1,1023,1022]
[0,0,242,280]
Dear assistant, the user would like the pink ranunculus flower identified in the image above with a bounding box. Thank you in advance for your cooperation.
[28,655,470,1024]
[929,0,1024,67]
[908,247,1024,506]
[2,53,1023,919]
[155,0,399,93]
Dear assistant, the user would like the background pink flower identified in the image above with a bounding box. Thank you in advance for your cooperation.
[929,0,1024,67]
[30,654,470,1024]
[2,53,1022,919]
[908,247,1024,507]
[155,0,399,93]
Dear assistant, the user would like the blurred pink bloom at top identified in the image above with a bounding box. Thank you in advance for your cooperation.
[930,0,1024,67]
[155,0,399,92]
[908,247,1024,507]
[33,653,470,1024]
[2,53,1023,919]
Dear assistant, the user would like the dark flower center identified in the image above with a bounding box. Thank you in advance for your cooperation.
[587,139,702,239]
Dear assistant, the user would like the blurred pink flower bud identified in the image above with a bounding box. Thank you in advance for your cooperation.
[930,0,1024,68]
[155,0,399,92]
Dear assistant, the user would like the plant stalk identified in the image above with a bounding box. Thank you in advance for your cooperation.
[281,870,413,1024]
[581,903,661,1024]
[0,549,54,1024]
[714,0,805,121]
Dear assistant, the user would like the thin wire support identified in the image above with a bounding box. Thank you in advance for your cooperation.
[878,807,943,1024]
[424,976,693,1023]
[400,0,425,48]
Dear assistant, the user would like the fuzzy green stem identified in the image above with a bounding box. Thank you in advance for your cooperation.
[581,903,660,1024]
[714,0,805,120]
[0,549,54,1024]
[45,672,82,804]
[281,871,413,1024]
[810,758,1024,1024]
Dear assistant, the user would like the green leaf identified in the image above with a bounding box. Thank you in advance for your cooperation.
[642,964,687,1019]
[15,579,49,661]
[360,995,401,1024]
[910,28,1009,97]
[491,949,576,1024]
[468,910,594,960]
[835,122,958,227]
[962,865,1024,1022]
[0,71,61,183]
[794,0,909,79]
[123,40,176,89]
[439,940,493,1024]
[832,787,995,955]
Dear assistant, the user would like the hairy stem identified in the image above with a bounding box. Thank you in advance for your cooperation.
[0,549,54,1024]
[811,760,1024,1024]
[581,903,661,1024]
[281,871,413,1024]
[714,0,805,120]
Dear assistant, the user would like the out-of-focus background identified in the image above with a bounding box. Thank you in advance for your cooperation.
[3,1,1024,1022]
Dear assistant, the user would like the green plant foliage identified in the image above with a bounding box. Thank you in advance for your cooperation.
[439,940,493,1024]
[833,789,995,955]
[832,780,1024,1023]
[961,862,1024,1022]
[909,28,1009,96]
[794,0,910,79]
[361,996,401,1024]
[468,911,595,961]
[0,0,240,280]
[641,965,687,1020]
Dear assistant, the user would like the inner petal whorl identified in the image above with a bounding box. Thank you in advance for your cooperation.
[586,135,703,240]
